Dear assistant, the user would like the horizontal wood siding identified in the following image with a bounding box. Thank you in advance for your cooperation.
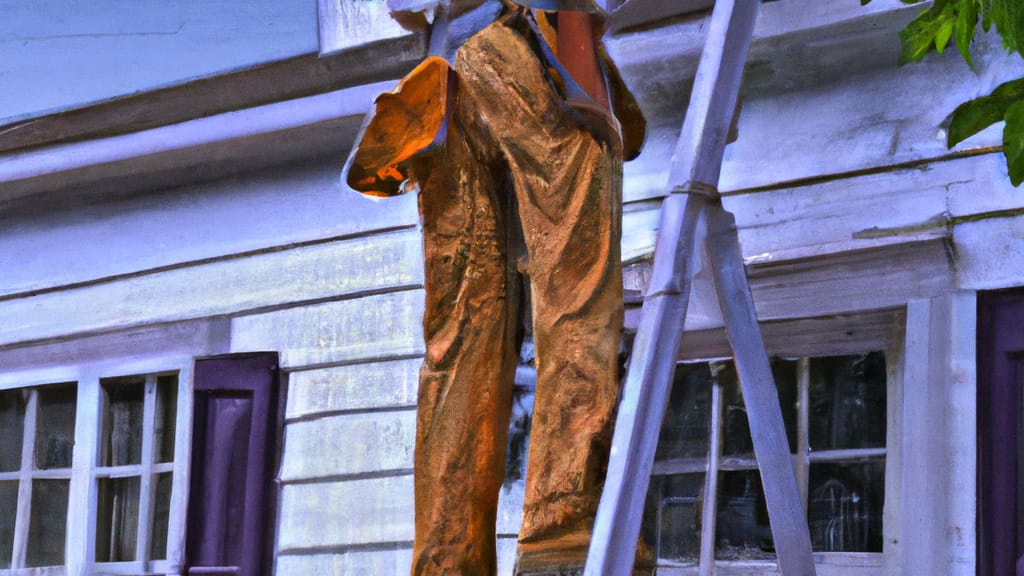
[275,549,413,575]
[278,475,415,551]
[0,160,418,297]
[286,359,421,419]
[0,230,422,349]
[280,411,416,481]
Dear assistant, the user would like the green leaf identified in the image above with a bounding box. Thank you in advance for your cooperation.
[954,1,979,67]
[948,78,1024,147]
[1003,100,1024,186]
[898,2,958,64]
[990,0,1024,55]
[935,17,955,53]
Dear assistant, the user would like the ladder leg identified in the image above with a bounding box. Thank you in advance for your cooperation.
[704,202,816,575]
[585,193,705,575]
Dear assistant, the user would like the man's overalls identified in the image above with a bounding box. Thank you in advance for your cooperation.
[344,3,645,572]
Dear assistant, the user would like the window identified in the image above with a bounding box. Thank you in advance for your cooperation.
[0,360,191,576]
[644,352,887,572]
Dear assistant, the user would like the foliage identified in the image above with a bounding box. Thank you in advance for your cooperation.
[862,0,1024,185]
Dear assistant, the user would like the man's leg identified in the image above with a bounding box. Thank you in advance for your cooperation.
[455,20,625,573]
[409,83,521,575]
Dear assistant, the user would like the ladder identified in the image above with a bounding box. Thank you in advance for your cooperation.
[585,1,817,574]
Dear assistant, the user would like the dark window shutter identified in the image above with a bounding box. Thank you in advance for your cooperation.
[186,353,282,576]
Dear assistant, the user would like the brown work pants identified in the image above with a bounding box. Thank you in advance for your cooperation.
[407,18,623,575]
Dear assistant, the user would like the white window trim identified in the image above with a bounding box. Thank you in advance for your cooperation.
[652,311,906,576]
[0,355,193,576]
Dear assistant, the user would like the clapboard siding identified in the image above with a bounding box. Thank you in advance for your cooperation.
[0,158,418,298]
[278,475,415,551]
[618,26,1024,203]
[231,290,426,369]
[0,230,423,349]
[276,549,414,575]
[954,214,1024,290]
[281,411,416,481]
[286,358,421,419]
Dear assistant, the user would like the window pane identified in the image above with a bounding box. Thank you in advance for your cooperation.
[95,476,140,562]
[0,480,16,569]
[809,352,887,451]
[155,375,178,464]
[809,461,885,552]
[656,364,712,460]
[26,479,68,567]
[34,384,77,470]
[643,473,704,563]
[715,470,775,561]
[722,360,798,456]
[101,378,145,467]
[150,473,173,560]
[0,390,25,472]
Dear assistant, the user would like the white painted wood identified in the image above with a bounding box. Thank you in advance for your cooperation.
[0,0,318,122]
[796,358,810,510]
[275,549,413,575]
[231,290,425,369]
[11,391,37,569]
[0,81,391,208]
[954,214,1024,290]
[656,553,883,576]
[0,160,418,298]
[285,358,420,420]
[0,320,228,376]
[497,480,525,535]
[881,312,905,576]
[497,537,518,576]
[317,0,414,56]
[165,364,193,574]
[943,293,976,576]
[698,382,722,576]
[135,376,157,562]
[897,299,947,576]
[615,22,1024,201]
[280,410,416,481]
[0,230,423,349]
[277,475,414,551]
[67,374,101,576]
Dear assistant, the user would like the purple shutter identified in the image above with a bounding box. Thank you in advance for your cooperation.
[978,291,1024,576]
[186,353,282,576]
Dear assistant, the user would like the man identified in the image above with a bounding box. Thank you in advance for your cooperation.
[344,1,645,573]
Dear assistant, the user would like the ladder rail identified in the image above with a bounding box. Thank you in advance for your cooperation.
[586,0,817,573]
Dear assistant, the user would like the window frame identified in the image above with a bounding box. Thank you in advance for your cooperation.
[650,312,904,576]
[0,355,194,576]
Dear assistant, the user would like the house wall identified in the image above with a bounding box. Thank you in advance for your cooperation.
[0,0,317,122]
[2,1,1024,574]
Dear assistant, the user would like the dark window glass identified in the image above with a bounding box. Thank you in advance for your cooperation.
[808,461,885,552]
[0,391,25,472]
[809,353,887,451]
[101,378,145,467]
[721,360,798,457]
[34,385,76,470]
[155,376,178,464]
[0,480,17,568]
[26,479,69,567]
[715,470,775,561]
[151,473,173,560]
[644,473,704,563]
[656,364,712,461]
[95,476,141,562]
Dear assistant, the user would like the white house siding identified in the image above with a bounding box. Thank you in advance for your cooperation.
[1,0,1024,574]
[0,0,318,122]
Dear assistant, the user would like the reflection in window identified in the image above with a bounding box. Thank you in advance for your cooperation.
[96,374,179,564]
[0,383,76,569]
[644,352,887,567]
